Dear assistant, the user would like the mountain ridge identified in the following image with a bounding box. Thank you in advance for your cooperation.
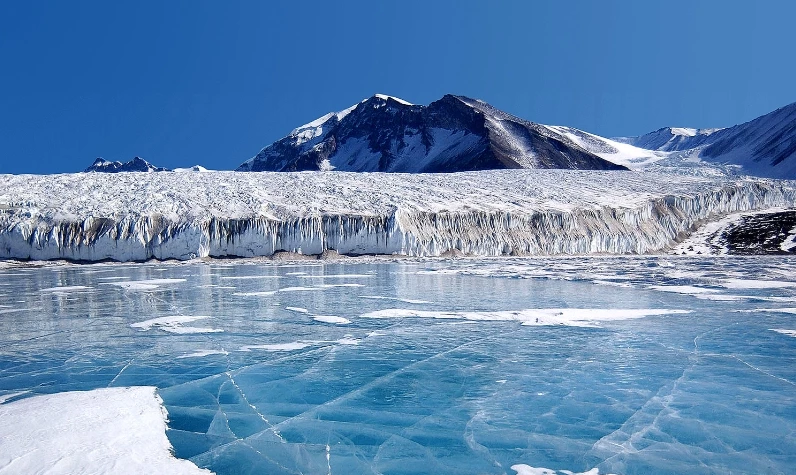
[84,157,169,173]
[237,94,628,173]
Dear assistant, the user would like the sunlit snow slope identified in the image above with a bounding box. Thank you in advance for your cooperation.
[0,170,794,261]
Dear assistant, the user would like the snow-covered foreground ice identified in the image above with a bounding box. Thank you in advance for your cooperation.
[1,257,795,474]
[0,387,210,474]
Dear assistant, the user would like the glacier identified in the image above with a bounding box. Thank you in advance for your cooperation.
[0,169,794,262]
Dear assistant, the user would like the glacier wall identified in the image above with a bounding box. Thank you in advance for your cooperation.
[0,171,794,261]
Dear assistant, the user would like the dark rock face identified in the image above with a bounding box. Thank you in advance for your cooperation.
[237,94,628,173]
[701,103,796,169]
[84,157,170,173]
[721,211,796,254]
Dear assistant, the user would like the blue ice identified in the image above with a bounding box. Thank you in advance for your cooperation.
[0,257,795,474]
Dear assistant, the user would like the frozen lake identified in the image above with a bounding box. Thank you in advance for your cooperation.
[1,257,795,474]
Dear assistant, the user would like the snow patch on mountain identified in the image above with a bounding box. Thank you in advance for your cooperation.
[373,93,413,105]
[544,126,667,169]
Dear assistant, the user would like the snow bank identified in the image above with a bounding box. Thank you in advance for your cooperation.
[0,387,211,475]
[0,169,794,261]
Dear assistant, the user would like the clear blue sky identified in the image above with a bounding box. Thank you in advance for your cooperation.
[1,0,794,174]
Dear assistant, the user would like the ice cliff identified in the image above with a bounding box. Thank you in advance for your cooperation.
[0,170,794,261]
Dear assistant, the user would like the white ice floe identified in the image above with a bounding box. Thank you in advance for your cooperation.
[693,294,749,301]
[647,285,721,295]
[239,337,359,352]
[105,278,186,291]
[771,329,796,337]
[360,308,689,327]
[130,315,222,334]
[239,341,313,352]
[176,349,230,359]
[312,315,351,324]
[511,464,613,475]
[285,306,309,313]
[361,295,432,304]
[0,387,211,474]
[233,291,277,296]
[721,279,796,289]
[234,283,365,297]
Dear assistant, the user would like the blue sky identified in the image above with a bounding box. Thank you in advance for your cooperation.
[1,0,794,174]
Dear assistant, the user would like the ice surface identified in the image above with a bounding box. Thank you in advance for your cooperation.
[1,258,796,474]
[0,387,210,474]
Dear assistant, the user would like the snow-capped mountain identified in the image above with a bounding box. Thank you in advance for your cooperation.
[614,127,723,152]
[237,94,627,172]
[173,165,209,172]
[617,102,796,178]
[84,157,169,173]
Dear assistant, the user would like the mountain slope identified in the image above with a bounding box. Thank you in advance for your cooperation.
[700,102,796,178]
[614,127,723,152]
[617,102,796,178]
[237,94,627,173]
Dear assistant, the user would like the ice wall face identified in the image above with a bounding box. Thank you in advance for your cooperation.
[0,170,793,261]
